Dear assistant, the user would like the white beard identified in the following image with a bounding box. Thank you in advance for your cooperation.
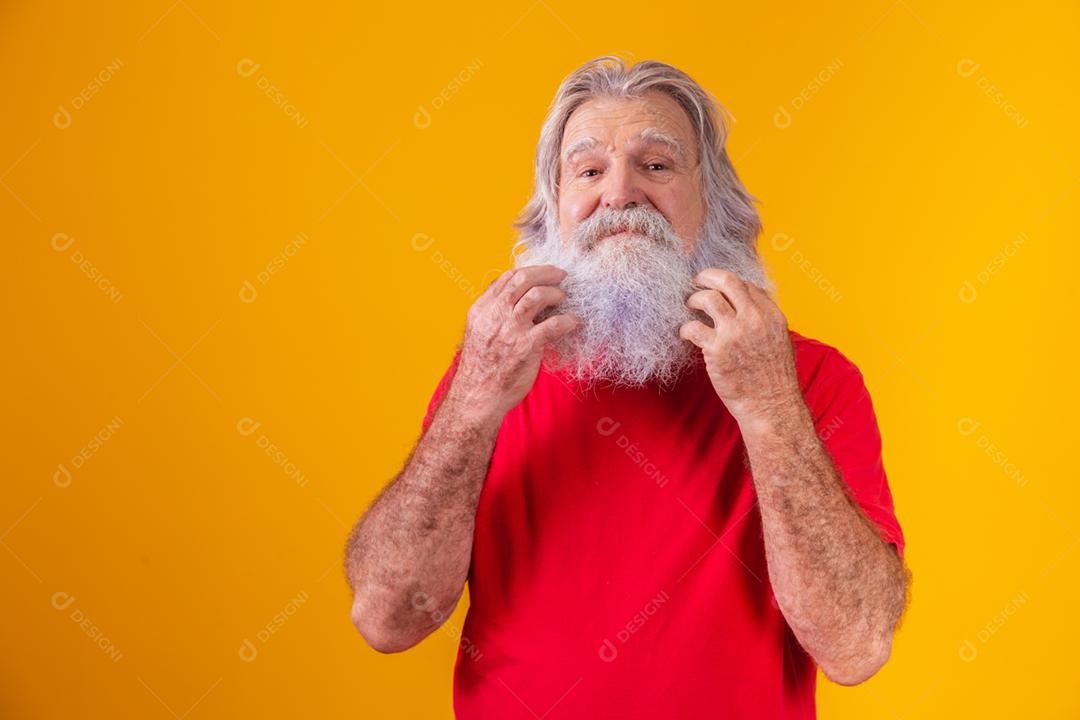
[515,205,705,390]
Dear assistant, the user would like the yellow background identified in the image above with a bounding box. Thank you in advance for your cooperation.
[3,1,1077,717]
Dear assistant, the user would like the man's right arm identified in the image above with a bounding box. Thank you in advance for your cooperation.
[343,379,502,652]
[343,265,580,653]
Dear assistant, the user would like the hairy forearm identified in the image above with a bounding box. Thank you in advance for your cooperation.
[740,401,908,685]
[344,386,501,652]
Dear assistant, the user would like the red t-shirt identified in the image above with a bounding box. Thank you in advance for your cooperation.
[419,330,904,719]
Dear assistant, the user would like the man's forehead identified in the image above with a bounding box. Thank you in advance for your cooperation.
[562,128,687,163]
[560,94,695,159]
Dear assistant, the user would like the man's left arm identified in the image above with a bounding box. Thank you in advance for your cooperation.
[680,269,909,686]
[740,397,908,685]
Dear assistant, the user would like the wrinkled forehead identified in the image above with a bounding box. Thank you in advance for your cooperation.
[560,92,698,163]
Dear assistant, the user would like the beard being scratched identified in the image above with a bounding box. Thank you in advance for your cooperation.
[515,204,765,389]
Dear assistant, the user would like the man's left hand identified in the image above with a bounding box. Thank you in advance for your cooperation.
[679,269,802,428]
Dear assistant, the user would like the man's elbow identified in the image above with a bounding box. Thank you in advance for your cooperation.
[350,599,427,654]
[820,638,892,686]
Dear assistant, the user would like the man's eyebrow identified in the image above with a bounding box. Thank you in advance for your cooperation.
[632,127,687,161]
[560,129,689,166]
[561,136,599,165]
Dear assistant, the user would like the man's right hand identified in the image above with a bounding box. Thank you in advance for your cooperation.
[449,264,581,422]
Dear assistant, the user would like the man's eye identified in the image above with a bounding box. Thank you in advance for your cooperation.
[581,169,600,178]
[646,162,668,171]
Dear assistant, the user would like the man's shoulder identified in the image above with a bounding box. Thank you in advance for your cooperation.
[788,329,866,389]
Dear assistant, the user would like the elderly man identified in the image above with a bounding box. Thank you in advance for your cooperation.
[345,56,909,718]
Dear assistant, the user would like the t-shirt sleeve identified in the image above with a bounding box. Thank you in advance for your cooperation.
[420,348,463,435]
[803,347,906,559]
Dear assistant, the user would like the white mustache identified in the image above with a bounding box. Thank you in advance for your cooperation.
[571,206,680,252]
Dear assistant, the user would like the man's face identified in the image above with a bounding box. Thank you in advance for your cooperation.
[514,92,715,389]
[556,91,705,254]
[516,90,766,389]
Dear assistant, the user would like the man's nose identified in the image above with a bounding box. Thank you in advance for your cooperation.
[600,162,647,210]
